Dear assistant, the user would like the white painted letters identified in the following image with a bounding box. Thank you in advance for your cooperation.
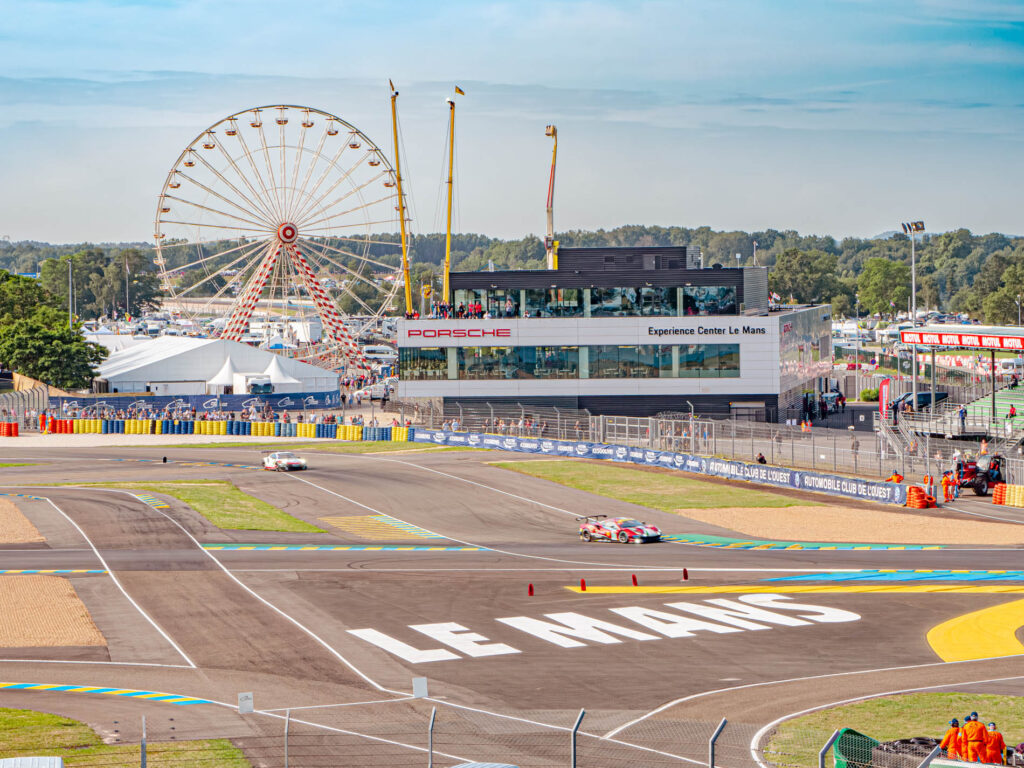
[496,612,659,648]
[410,622,520,657]
[609,606,742,638]
[666,598,811,629]
[737,594,861,623]
[347,628,460,663]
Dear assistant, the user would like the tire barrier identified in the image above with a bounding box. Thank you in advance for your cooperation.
[0,422,18,437]
[994,483,1024,507]
[25,418,412,443]
[905,486,937,509]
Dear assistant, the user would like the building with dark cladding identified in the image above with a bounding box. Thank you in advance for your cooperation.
[397,246,831,421]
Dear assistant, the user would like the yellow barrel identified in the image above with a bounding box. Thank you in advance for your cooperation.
[218,420,226,435]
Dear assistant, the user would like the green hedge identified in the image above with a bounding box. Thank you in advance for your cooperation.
[860,388,879,402]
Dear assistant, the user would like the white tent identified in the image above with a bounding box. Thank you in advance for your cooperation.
[95,337,339,395]
[263,356,302,386]
[207,356,238,392]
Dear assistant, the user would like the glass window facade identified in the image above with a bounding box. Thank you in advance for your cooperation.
[683,285,737,316]
[590,345,674,378]
[590,287,639,317]
[678,343,741,377]
[523,288,584,317]
[514,346,580,378]
[398,347,448,380]
[453,285,736,317]
[428,344,740,380]
[458,346,519,379]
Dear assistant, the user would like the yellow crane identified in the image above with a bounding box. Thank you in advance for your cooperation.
[544,124,558,269]
[443,86,464,305]
[389,80,412,315]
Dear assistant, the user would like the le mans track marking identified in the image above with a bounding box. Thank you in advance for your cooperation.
[926,598,1024,661]
[0,682,210,705]
[747,674,1024,768]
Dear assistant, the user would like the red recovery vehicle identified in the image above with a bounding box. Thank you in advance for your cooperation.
[956,454,1003,496]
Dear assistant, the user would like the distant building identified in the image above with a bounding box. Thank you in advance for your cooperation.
[397,246,831,421]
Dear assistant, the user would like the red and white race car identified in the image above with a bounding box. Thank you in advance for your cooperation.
[262,451,308,471]
[578,514,661,544]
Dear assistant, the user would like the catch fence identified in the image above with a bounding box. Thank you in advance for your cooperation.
[0,385,49,429]
[588,414,1018,483]
[384,398,596,441]
[9,699,1005,768]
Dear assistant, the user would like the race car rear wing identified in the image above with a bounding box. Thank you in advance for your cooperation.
[575,514,607,522]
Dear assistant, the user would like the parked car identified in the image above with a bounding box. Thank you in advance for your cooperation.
[891,391,949,411]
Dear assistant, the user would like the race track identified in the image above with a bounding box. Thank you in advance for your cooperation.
[0,444,1021,768]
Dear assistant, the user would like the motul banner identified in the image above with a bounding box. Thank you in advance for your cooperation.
[879,377,891,416]
[900,330,1024,350]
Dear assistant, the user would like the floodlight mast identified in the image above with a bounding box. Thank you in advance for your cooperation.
[545,124,558,269]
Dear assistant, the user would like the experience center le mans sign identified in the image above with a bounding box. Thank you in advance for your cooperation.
[900,329,1024,350]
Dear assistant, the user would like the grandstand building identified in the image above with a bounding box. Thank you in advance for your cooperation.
[397,246,832,421]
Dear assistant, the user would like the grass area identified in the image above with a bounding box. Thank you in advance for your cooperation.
[493,460,816,510]
[0,706,250,767]
[155,440,470,454]
[65,480,325,533]
[766,693,1023,768]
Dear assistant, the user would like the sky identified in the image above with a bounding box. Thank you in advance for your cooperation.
[0,0,1022,243]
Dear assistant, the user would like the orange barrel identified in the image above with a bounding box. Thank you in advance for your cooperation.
[11,422,18,437]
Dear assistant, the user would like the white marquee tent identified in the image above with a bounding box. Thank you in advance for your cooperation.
[95,337,339,395]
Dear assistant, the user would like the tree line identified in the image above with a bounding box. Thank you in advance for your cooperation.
[2,225,1022,321]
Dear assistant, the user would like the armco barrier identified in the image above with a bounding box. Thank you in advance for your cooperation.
[412,430,909,506]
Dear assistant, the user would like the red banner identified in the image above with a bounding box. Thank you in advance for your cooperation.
[879,378,891,416]
[900,330,1024,351]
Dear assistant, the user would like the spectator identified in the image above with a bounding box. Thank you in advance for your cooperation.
[1009,404,1017,419]
[755,453,767,464]
[959,404,967,431]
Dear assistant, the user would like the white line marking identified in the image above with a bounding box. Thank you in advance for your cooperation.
[285,473,687,569]
[942,503,1024,525]
[423,695,705,766]
[748,674,1024,768]
[0,659,193,668]
[259,695,415,712]
[39,496,197,668]
[603,652,1024,739]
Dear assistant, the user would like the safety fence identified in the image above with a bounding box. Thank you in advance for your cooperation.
[0,698,772,768]
[3,696,995,768]
[384,397,595,441]
[416,428,908,505]
[14,416,413,443]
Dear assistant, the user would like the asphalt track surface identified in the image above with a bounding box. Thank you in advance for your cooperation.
[0,444,1022,768]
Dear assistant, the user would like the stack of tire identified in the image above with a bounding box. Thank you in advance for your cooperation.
[905,486,937,509]
[0,422,19,437]
[993,483,1008,505]
[996,484,1024,507]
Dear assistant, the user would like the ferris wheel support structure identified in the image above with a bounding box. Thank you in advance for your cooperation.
[155,104,407,373]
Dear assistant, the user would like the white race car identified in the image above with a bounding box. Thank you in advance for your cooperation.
[262,451,308,471]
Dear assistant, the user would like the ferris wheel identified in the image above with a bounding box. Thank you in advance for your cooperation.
[154,104,405,371]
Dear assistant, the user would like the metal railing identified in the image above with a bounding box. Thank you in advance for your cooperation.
[0,385,49,429]
[384,398,595,441]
